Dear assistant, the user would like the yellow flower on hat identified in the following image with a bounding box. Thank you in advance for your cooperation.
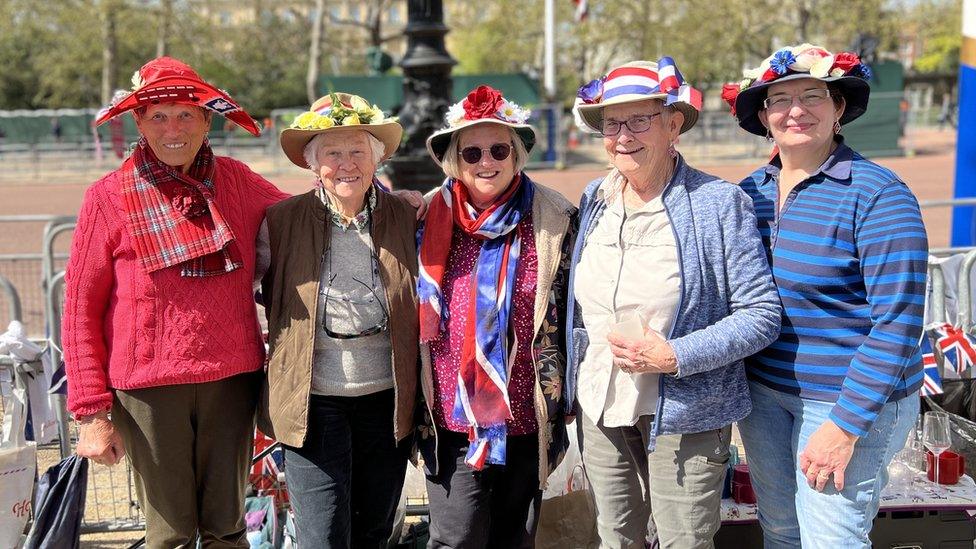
[314,115,335,130]
[341,113,360,126]
[293,112,318,129]
[369,105,385,122]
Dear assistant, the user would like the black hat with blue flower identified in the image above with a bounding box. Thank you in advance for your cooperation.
[722,44,872,137]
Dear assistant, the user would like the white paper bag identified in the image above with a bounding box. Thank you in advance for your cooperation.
[0,387,38,548]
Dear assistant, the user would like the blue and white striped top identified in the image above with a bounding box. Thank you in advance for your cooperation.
[739,139,927,436]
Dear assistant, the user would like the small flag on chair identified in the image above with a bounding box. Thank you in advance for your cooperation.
[920,334,943,396]
[928,322,976,376]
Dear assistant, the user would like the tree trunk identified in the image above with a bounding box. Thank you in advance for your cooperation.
[156,0,173,57]
[100,0,120,105]
[307,0,325,104]
[796,0,813,43]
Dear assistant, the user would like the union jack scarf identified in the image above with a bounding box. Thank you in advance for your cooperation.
[120,138,242,277]
[418,173,534,470]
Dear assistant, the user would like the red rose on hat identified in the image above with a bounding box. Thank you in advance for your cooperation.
[760,68,780,83]
[721,83,741,115]
[463,85,504,120]
[832,52,861,73]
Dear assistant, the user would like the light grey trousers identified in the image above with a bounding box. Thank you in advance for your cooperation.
[578,412,731,549]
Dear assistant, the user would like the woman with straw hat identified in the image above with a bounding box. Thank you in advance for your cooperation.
[415,85,576,548]
[566,57,782,548]
[257,92,420,548]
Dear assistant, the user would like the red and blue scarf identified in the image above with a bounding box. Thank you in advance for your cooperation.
[418,173,535,469]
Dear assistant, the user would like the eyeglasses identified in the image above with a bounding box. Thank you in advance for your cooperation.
[601,113,662,136]
[320,247,389,340]
[763,89,831,111]
[459,143,513,164]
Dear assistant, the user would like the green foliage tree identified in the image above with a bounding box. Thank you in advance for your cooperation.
[0,0,965,113]
[907,0,963,74]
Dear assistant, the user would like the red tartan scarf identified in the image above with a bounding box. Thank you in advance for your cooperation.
[119,138,242,277]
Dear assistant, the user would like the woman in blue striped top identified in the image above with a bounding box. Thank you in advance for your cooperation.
[723,44,927,548]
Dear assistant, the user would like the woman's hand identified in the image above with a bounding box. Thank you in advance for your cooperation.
[607,330,678,375]
[392,189,428,220]
[799,419,858,491]
[76,410,126,466]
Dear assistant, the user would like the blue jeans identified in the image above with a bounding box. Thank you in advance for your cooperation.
[738,381,918,549]
[284,390,409,549]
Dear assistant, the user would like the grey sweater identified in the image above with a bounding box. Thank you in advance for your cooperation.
[311,224,393,397]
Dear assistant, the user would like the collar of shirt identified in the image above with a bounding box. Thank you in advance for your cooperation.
[761,135,854,186]
[318,185,375,232]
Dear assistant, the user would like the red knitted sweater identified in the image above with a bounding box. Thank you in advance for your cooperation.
[62,157,288,417]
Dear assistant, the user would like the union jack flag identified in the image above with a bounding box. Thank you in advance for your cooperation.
[920,333,943,396]
[927,322,976,376]
[250,429,288,507]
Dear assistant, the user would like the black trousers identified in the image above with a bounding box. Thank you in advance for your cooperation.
[425,429,542,549]
[284,390,409,549]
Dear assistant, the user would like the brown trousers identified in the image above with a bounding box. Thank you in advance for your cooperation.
[113,372,260,549]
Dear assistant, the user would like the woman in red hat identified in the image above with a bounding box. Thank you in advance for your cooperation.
[62,56,289,548]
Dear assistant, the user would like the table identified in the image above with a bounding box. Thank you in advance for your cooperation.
[720,474,976,524]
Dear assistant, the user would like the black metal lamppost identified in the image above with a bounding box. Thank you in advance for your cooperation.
[384,0,456,192]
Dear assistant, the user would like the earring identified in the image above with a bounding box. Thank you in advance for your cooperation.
[765,128,773,142]
[668,142,678,158]
[833,120,842,134]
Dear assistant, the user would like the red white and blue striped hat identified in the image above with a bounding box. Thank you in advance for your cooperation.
[574,58,702,134]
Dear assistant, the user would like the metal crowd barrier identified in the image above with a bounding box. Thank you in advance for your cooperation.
[0,272,21,322]
[919,197,976,256]
[0,215,146,535]
[927,249,976,380]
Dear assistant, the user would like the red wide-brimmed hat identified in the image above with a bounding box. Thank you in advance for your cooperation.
[94,56,260,136]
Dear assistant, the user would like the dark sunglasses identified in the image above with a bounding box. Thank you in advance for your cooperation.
[458,142,513,164]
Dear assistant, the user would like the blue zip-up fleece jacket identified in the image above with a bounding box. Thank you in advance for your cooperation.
[565,156,782,447]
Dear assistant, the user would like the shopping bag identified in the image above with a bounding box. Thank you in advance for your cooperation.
[24,455,89,549]
[536,421,599,549]
[0,386,38,548]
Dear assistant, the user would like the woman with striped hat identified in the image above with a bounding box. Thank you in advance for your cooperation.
[566,58,782,548]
